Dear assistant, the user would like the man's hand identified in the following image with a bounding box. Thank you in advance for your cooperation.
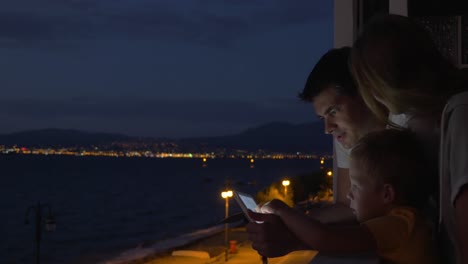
[258,199,290,215]
[246,210,305,257]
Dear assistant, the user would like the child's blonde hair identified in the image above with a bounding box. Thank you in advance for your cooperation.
[350,129,433,208]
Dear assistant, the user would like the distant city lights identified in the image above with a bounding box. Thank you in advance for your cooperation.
[0,145,331,161]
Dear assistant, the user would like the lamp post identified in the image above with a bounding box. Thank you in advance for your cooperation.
[282,180,290,196]
[25,202,56,264]
[221,190,233,261]
[327,170,333,186]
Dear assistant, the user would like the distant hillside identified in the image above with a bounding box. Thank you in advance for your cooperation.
[0,122,332,154]
[0,128,131,147]
[179,121,332,154]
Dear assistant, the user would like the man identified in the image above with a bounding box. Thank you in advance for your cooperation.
[299,46,385,222]
[246,47,385,256]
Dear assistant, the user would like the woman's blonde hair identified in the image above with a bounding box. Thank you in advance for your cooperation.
[350,14,461,122]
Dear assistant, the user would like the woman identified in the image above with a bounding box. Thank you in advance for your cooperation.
[350,14,468,264]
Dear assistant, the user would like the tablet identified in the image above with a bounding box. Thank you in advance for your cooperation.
[233,190,258,222]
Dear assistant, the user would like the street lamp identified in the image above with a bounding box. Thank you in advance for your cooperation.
[25,202,56,264]
[221,190,233,261]
[326,170,333,197]
[282,180,290,196]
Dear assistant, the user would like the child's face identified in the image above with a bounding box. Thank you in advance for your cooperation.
[347,160,387,222]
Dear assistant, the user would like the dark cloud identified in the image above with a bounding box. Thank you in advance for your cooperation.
[0,0,332,48]
[0,9,100,50]
[0,97,311,123]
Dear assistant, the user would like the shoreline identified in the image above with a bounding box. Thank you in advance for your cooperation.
[101,223,249,264]
[137,227,250,264]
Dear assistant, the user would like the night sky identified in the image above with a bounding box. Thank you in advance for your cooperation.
[0,0,333,138]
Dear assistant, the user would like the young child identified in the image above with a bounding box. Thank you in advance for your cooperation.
[247,129,438,264]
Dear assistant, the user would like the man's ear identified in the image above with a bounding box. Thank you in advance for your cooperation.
[382,184,396,204]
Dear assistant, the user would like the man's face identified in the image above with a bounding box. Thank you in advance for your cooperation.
[347,160,386,222]
[312,85,377,149]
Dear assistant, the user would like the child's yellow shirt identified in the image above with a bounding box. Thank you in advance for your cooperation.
[363,207,437,264]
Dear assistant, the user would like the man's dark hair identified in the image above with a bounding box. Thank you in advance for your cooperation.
[299,47,357,102]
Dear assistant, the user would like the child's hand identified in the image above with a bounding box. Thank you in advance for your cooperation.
[259,199,289,216]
